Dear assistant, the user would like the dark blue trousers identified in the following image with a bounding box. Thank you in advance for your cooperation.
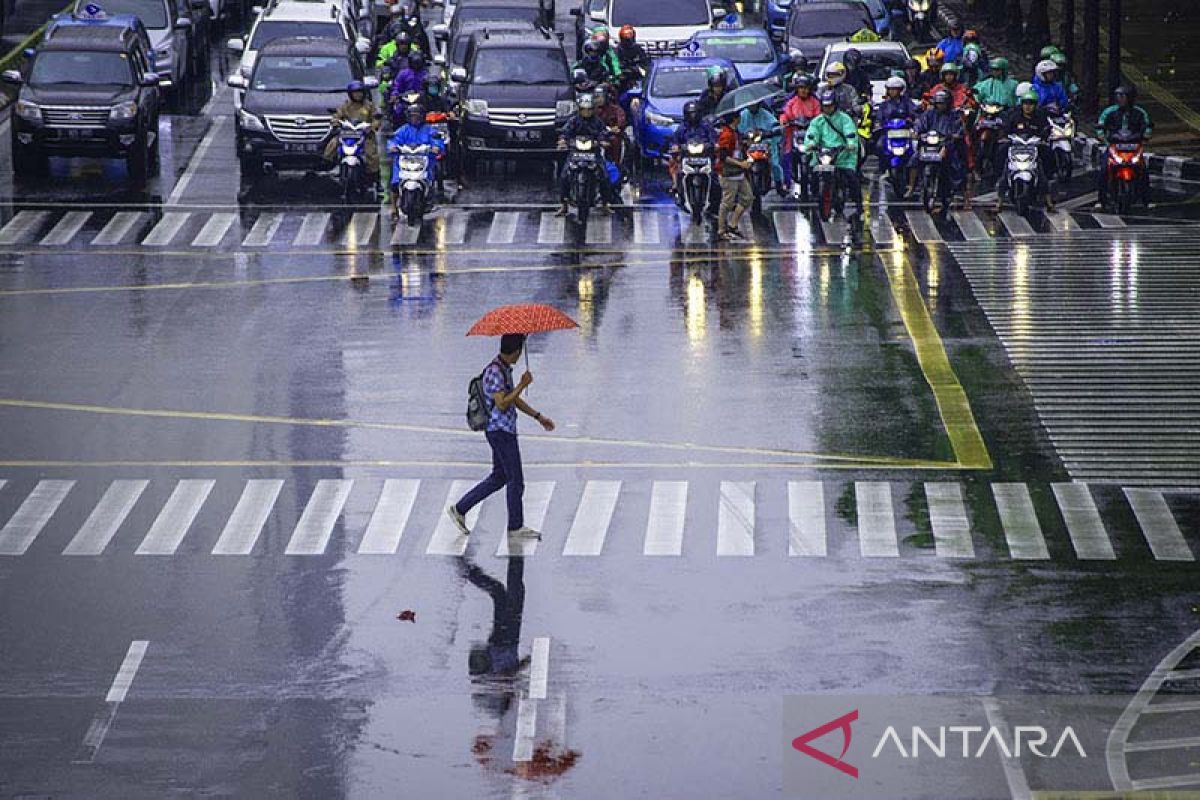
[456,430,524,530]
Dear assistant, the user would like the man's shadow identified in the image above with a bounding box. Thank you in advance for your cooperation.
[459,555,526,679]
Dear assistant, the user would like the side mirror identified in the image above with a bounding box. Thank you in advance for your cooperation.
[433,52,446,66]
[22,48,35,59]
[355,37,370,53]
[363,75,380,88]
[227,36,245,52]
[1,69,22,85]
[432,22,448,38]
[139,71,161,87]
[588,8,604,21]
[175,16,192,28]
[450,66,467,82]
[251,4,263,14]
[227,73,248,89]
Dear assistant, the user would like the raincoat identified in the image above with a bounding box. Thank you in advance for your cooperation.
[390,66,429,101]
[803,110,859,169]
[324,99,380,172]
[936,35,963,65]
[1096,103,1153,141]
[973,73,1018,107]
[780,94,820,153]
[1032,76,1070,110]
[739,105,783,183]
[388,123,444,184]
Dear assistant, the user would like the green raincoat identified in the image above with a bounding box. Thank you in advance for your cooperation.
[803,110,859,169]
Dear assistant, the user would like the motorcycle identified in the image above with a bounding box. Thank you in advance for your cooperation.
[334,118,377,205]
[917,129,950,214]
[881,116,915,198]
[745,128,774,217]
[787,118,812,201]
[906,0,932,41]
[974,102,1005,180]
[425,109,451,194]
[812,145,844,222]
[1005,133,1043,218]
[677,139,715,224]
[563,135,602,225]
[1104,129,1145,215]
[391,142,435,227]
[1047,105,1075,183]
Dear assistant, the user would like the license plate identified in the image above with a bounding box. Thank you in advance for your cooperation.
[919,152,942,162]
[684,158,709,167]
[66,129,94,140]
[507,129,540,142]
[814,163,835,172]
[285,142,320,153]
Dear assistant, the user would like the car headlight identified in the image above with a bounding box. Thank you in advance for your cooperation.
[110,101,138,121]
[465,99,488,118]
[15,99,41,122]
[156,48,172,61]
[237,108,265,132]
[646,110,674,127]
[556,100,576,118]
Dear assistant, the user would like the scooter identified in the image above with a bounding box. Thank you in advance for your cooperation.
[906,0,932,41]
[881,116,915,198]
[335,118,377,205]
[917,129,950,214]
[563,135,602,225]
[1005,133,1043,218]
[745,128,774,217]
[788,118,812,201]
[813,145,844,222]
[391,142,435,227]
[677,139,715,224]
[1047,105,1075,184]
[1104,129,1145,215]
[425,109,451,195]
[974,102,1005,180]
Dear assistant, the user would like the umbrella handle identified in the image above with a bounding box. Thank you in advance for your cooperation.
[523,348,532,397]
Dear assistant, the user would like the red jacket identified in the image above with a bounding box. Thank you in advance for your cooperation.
[924,81,976,112]
[780,95,821,152]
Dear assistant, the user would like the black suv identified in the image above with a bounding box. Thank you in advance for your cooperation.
[2,25,163,179]
[229,36,375,180]
[453,29,573,166]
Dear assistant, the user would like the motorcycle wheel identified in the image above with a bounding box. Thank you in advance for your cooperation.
[343,164,362,205]
[401,188,423,228]
[819,178,834,222]
[1057,151,1073,183]
[1013,183,1030,218]
[687,180,704,225]
[1116,180,1133,216]
[921,168,937,214]
[888,165,905,198]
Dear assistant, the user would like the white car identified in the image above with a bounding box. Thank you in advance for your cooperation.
[818,41,910,104]
[228,0,370,107]
[589,0,725,59]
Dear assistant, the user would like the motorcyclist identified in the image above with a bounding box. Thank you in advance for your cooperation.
[326,80,381,178]
[387,102,445,220]
[669,99,719,210]
[960,42,984,86]
[914,88,967,213]
[843,48,870,98]
[589,28,623,81]
[802,89,861,215]
[962,29,986,63]
[390,51,430,110]
[995,89,1053,211]
[916,48,944,97]
[874,75,918,195]
[926,62,977,172]
[614,24,649,87]
[594,84,627,166]
[556,94,618,215]
[780,74,820,193]
[901,58,923,102]
[377,30,416,101]
[778,49,808,89]
[695,68,730,118]
[394,3,431,59]
[1095,84,1153,207]
[1032,59,1071,109]
[573,40,617,85]
[1050,51,1080,103]
[823,61,862,119]
[935,20,964,66]
[739,99,784,193]
[973,57,1018,108]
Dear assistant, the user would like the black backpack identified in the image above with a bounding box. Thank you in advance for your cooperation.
[466,370,489,431]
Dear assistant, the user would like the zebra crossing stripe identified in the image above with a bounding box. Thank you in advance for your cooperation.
[820,218,848,246]
[0,210,49,245]
[242,212,283,247]
[529,637,550,699]
[0,480,74,555]
[717,481,756,556]
[1092,213,1126,228]
[951,209,990,241]
[904,210,943,243]
[440,213,468,245]
[92,212,143,246]
[678,210,708,245]
[992,483,1049,559]
[644,480,687,556]
[212,479,283,555]
[773,211,798,244]
[40,211,91,246]
[1052,483,1117,560]
[1124,489,1194,561]
[293,212,330,246]
[64,480,148,556]
[487,211,519,244]
[358,479,419,555]
[496,481,554,557]
[191,212,236,247]
[427,480,479,556]
[998,210,1035,237]
[787,480,825,557]
[390,217,421,245]
[585,214,612,245]
[869,214,896,246]
[341,212,378,249]
[563,480,620,556]
[633,211,660,244]
[1044,210,1081,232]
[856,481,899,557]
[925,482,975,558]
[537,211,565,245]
[284,479,353,555]
[135,480,214,555]
[141,212,190,246]
[513,697,537,763]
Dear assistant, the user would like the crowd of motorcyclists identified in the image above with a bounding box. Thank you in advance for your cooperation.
[324,4,1156,231]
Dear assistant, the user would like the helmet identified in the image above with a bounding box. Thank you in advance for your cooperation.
[844,48,861,67]
[963,44,981,65]
[706,67,727,87]
[940,61,960,74]
[788,48,806,68]
[1051,51,1068,68]
[346,80,365,95]
[572,67,588,83]
[406,102,426,120]
[1020,89,1038,103]
[1114,84,1137,100]
[927,47,944,64]
[683,100,700,124]
[963,28,978,43]
[817,89,836,106]
[577,94,595,112]
[989,57,1008,71]
[825,61,846,84]
[592,27,610,44]
[904,58,920,71]
[582,39,601,58]
[1039,45,1062,60]
[884,75,906,92]
[948,19,962,32]
[592,87,607,104]
[932,89,951,105]
[408,51,426,70]
[791,73,815,90]
[1035,59,1058,78]
[619,23,635,41]
[1015,80,1032,96]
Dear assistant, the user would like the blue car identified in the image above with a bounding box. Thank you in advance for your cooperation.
[766,0,893,43]
[687,26,786,84]
[632,55,739,160]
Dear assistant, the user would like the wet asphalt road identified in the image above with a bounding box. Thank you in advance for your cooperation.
[1,20,1200,800]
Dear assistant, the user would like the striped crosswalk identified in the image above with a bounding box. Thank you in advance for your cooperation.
[0,476,1191,562]
[0,205,1172,252]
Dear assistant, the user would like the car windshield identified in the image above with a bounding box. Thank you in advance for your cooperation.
[30,50,134,86]
[455,6,540,25]
[826,48,907,80]
[452,24,532,64]
[699,36,774,63]
[788,8,867,37]
[611,0,710,28]
[251,54,353,91]
[250,21,343,50]
[472,48,564,85]
[78,0,168,29]
[649,66,711,97]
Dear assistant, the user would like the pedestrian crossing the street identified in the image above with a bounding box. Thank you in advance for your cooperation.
[0,204,1160,252]
[0,476,1194,564]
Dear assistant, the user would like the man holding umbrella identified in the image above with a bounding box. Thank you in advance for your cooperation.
[449,333,556,540]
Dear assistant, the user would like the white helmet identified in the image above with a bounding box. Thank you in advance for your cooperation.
[1035,59,1058,79]
[1015,80,1033,96]
[825,61,846,85]
[884,75,906,91]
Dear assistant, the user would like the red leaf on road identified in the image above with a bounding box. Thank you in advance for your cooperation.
[396,610,416,623]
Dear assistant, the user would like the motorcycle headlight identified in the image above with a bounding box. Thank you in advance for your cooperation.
[556,100,576,118]
[686,143,705,155]
[465,99,489,118]
[237,108,265,132]
[109,101,138,121]
[984,104,1000,115]
[927,133,940,143]
[15,99,41,122]
[576,139,594,151]
[819,153,833,164]
[646,110,674,127]
[909,0,929,9]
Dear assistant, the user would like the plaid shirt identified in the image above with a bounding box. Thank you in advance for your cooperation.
[483,358,518,434]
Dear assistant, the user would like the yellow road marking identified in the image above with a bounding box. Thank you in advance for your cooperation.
[882,253,993,470]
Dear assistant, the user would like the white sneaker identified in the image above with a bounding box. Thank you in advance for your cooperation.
[446,504,470,535]
[507,526,542,540]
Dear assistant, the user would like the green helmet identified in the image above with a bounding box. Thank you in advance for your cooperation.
[989,57,1008,71]
[1039,45,1062,60]
[1051,51,1068,68]
[940,61,960,73]
[1020,89,1039,103]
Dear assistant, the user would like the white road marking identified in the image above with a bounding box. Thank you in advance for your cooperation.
[678,210,707,245]
[1124,488,1193,561]
[529,637,550,700]
[39,211,91,246]
[643,480,687,556]
[166,116,229,206]
[441,213,468,245]
[486,211,519,244]
[341,212,378,249]
[427,480,481,556]
[1044,210,1080,232]
[285,479,353,555]
[0,480,74,555]
[496,481,554,557]
[293,212,331,246]
[868,214,896,246]
[1058,191,1098,211]
[773,211,798,244]
[982,698,1034,800]
[390,218,421,245]
[141,212,191,246]
[212,479,283,555]
[633,211,660,244]
[584,214,612,244]
[513,697,537,762]
[191,212,236,247]
[135,479,214,555]
[998,210,1036,237]
[242,212,283,246]
[105,639,149,703]
[991,483,1049,559]
[904,210,943,243]
[1052,482,1116,559]
[74,639,150,764]
[717,481,756,556]
[820,218,848,245]
[925,482,975,558]
[64,480,149,556]
[951,209,991,241]
[562,480,620,556]
[91,212,144,246]
[357,479,420,555]
[537,211,565,245]
[855,481,899,557]
[1092,212,1127,228]
[788,480,826,557]
[0,210,49,245]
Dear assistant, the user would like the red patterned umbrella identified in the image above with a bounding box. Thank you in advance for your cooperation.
[466,304,579,337]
